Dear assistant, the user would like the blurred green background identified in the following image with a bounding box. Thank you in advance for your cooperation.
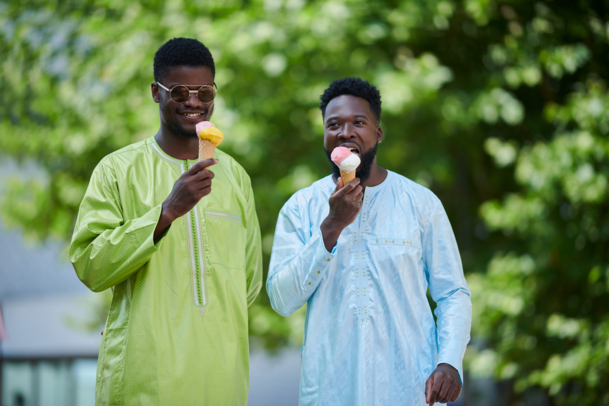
[1,0,608,404]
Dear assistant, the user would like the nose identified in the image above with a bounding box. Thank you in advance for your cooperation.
[337,123,356,140]
[183,90,202,108]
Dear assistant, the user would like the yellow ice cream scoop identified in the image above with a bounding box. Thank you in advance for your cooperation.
[196,121,224,163]
[196,122,224,147]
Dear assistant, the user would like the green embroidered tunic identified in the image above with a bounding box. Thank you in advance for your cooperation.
[70,137,263,405]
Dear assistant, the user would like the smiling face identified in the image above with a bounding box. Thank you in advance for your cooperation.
[151,65,215,139]
[323,95,383,182]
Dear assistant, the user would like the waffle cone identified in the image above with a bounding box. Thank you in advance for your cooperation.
[340,169,356,185]
[199,139,216,164]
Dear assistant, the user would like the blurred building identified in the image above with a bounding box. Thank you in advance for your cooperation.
[0,225,100,406]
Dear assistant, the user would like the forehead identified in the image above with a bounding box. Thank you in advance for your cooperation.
[163,66,214,86]
[324,95,373,121]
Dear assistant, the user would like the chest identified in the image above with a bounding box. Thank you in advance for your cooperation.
[309,189,423,250]
[115,162,246,222]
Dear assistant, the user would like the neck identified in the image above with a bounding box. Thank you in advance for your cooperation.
[360,163,388,188]
[154,124,199,160]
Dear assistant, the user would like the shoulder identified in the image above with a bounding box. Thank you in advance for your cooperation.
[389,171,441,207]
[96,139,149,175]
[387,171,442,225]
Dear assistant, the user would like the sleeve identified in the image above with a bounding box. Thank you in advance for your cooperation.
[266,196,336,317]
[422,201,472,383]
[242,173,263,307]
[69,162,168,292]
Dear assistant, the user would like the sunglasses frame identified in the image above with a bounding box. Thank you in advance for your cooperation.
[156,82,218,104]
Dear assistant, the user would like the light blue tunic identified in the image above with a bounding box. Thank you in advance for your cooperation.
[267,171,472,406]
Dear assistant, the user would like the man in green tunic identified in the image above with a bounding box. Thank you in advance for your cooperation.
[70,38,263,405]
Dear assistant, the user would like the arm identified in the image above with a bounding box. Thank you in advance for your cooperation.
[70,159,218,293]
[69,163,167,292]
[266,198,337,317]
[266,178,363,317]
[422,201,472,404]
[243,175,263,306]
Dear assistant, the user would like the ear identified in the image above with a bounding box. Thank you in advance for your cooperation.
[151,82,160,103]
[376,125,383,144]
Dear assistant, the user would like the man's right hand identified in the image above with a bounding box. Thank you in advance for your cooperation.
[154,158,217,241]
[320,177,363,252]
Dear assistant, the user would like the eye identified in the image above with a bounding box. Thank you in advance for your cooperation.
[327,122,339,128]
[355,120,366,125]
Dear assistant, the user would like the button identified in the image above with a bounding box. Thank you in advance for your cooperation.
[317,271,320,274]
[308,282,311,285]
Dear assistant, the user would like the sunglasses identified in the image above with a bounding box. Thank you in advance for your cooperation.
[156,82,217,104]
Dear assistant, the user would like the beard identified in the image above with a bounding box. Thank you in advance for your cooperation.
[164,114,197,139]
[324,141,378,184]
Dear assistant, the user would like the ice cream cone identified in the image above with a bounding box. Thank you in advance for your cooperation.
[340,169,356,185]
[199,139,216,164]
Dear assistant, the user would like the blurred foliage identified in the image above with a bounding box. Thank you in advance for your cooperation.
[1,0,608,403]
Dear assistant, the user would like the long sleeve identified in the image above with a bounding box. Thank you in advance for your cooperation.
[266,196,336,317]
[422,201,472,382]
[69,162,167,292]
[243,175,263,306]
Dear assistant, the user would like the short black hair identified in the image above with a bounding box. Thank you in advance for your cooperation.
[319,77,382,124]
[153,38,215,83]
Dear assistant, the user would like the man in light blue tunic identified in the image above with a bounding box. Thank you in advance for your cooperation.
[267,78,472,406]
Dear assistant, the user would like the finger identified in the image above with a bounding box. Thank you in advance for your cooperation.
[195,184,212,198]
[192,168,216,182]
[335,178,360,196]
[438,375,452,400]
[348,185,363,199]
[195,177,213,190]
[336,177,344,190]
[188,159,218,174]
[443,385,455,403]
[430,374,444,404]
[425,376,433,404]
[350,193,364,208]
[347,177,360,187]
[449,384,462,402]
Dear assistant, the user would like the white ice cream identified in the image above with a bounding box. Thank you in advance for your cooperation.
[339,154,360,172]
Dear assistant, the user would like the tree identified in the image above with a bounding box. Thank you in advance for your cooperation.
[1,0,607,403]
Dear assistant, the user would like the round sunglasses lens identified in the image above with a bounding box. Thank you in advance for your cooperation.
[170,86,190,103]
[197,87,215,103]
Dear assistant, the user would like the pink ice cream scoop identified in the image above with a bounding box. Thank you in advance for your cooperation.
[331,146,360,185]
[195,121,216,135]
[331,146,352,166]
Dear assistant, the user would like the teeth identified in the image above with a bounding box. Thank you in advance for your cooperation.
[185,113,200,117]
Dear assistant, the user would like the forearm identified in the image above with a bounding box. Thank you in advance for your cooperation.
[267,229,335,316]
[70,204,165,292]
[153,202,177,242]
[320,216,345,253]
[435,288,472,381]
[245,210,263,306]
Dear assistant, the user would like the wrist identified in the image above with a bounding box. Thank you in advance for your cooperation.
[160,202,177,225]
[321,216,344,236]
[320,216,345,251]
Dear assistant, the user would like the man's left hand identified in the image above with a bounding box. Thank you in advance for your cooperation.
[425,363,462,405]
